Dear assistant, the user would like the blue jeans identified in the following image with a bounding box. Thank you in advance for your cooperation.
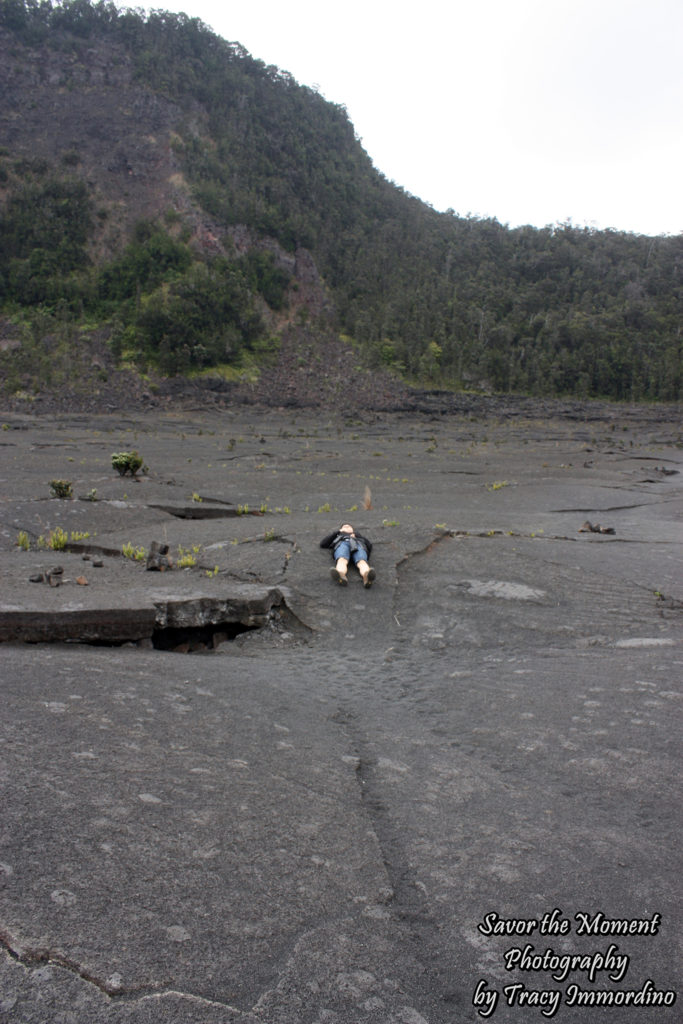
[334,539,368,565]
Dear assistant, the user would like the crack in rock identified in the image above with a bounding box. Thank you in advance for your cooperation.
[551,499,677,512]
[324,714,447,1002]
[0,928,157,998]
[134,989,253,1015]
[0,931,254,1014]
[395,531,454,569]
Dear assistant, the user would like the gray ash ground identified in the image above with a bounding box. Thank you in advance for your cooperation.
[0,398,681,1023]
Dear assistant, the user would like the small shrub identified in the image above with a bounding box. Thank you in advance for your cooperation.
[122,541,146,561]
[50,479,73,499]
[47,527,68,550]
[112,451,144,476]
[16,530,30,551]
[177,544,200,568]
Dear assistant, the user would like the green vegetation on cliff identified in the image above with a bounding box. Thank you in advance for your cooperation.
[0,0,680,400]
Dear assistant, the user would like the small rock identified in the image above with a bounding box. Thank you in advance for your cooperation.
[50,889,76,906]
[146,540,173,571]
[92,559,104,567]
[76,575,88,586]
[579,521,615,535]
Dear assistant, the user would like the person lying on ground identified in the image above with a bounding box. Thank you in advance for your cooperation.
[320,523,376,588]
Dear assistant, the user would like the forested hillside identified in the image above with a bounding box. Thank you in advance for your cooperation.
[0,0,681,402]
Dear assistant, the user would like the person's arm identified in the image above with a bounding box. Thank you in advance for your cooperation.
[357,534,372,556]
[320,532,337,549]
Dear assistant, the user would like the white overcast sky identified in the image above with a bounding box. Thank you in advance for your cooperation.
[128,0,682,236]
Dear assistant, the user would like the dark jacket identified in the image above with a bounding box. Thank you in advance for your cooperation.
[320,529,372,559]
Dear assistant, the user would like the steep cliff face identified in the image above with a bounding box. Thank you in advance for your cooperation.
[0,25,330,305]
[1,28,183,250]
[0,24,385,407]
[0,24,349,406]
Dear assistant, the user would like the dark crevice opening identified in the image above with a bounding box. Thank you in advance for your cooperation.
[148,504,266,520]
[151,621,259,652]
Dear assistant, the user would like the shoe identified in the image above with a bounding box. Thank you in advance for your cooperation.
[330,566,348,586]
[362,567,376,588]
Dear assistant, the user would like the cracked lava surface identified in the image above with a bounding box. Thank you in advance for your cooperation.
[0,402,681,1023]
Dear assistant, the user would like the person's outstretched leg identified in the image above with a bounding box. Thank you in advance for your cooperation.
[356,558,376,588]
[331,556,348,585]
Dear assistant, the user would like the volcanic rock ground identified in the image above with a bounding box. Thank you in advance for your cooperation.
[0,401,681,1024]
